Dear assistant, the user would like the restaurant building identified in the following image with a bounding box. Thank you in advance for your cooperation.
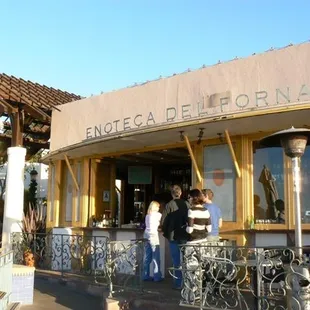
[44,42,310,260]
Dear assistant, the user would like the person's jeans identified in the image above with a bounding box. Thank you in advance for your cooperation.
[169,240,186,288]
[143,241,162,281]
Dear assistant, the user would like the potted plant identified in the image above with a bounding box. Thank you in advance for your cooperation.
[20,202,46,267]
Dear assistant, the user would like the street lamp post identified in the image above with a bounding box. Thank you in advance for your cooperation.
[30,169,38,182]
[29,168,38,209]
[260,127,310,258]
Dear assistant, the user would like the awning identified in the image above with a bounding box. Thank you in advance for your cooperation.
[42,107,310,163]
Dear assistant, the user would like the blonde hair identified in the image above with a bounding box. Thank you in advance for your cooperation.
[147,201,160,215]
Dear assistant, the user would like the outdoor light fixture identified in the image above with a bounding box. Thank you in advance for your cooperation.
[260,126,310,257]
[30,169,38,181]
[197,128,204,145]
[217,133,224,143]
[179,131,185,141]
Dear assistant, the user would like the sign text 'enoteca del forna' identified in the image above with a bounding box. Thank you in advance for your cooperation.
[85,84,310,140]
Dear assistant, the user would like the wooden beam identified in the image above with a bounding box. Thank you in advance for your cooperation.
[2,122,50,138]
[10,110,23,147]
[2,85,51,121]
[22,102,51,121]
[184,135,202,183]
[224,129,241,178]
[0,98,18,114]
[0,133,49,149]
[64,154,80,191]
[194,143,204,189]
[109,161,116,217]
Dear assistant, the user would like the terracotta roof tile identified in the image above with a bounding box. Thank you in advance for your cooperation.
[0,73,81,159]
[0,73,81,112]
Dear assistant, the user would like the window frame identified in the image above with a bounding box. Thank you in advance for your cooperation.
[249,133,290,231]
[292,149,310,230]
[201,137,243,231]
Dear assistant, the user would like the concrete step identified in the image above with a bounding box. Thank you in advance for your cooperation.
[6,303,21,310]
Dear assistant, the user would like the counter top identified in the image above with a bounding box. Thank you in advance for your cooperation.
[75,226,144,231]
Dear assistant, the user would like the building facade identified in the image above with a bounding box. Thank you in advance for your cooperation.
[45,42,310,250]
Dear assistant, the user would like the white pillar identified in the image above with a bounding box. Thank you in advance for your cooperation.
[1,147,26,249]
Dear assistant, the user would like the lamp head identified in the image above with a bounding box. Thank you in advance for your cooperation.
[30,169,38,181]
[260,127,310,158]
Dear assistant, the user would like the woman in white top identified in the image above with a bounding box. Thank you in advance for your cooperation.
[143,201,163,282]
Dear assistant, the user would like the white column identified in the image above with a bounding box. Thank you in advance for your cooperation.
[1,147,26,249]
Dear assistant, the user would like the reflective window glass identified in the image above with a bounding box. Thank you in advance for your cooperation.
[204,144,236,221]
[300,146,310,223]
[253,142,285,224]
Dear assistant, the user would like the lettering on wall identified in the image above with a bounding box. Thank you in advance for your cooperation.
[85,84,310,140]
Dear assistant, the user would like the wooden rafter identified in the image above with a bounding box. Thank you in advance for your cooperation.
[224,129,241,178]
[64,155,80,191]
[0,133,49,149]
[184,135,203,183]
[0,73,81,156]
[0,98,18,114]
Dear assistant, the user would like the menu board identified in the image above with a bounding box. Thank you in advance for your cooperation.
[128,166,152,184]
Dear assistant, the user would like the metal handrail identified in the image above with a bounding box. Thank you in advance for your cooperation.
[11,232,145,298]
[171,243,310,310]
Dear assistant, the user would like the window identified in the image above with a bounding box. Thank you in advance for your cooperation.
[253,142,285,224]
[49,164,55,221]
[65,166,73,222]
[75,162,82,222]
[204,144,236,221]
[300,146,310,224]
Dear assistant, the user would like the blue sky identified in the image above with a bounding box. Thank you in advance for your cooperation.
[1,1,309,97]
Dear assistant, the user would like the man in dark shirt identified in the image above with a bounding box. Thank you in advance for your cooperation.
[161,185,189,289]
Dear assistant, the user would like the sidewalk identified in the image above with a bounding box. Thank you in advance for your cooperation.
[21,278,103,310]
[19,273,182,310]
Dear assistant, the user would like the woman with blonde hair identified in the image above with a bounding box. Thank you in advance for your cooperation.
[143,200,163,282]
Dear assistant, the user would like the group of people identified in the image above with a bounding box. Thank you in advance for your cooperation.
[142,185,222,289]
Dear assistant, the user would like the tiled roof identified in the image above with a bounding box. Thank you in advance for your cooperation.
[0,73,81,160]
[0,73,81,119]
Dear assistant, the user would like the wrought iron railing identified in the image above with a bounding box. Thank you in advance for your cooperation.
[0,249,13,310]
[169,242,310,310]
[11,232,145,297]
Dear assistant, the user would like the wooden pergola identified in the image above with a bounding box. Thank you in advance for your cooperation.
[0,73,81,161]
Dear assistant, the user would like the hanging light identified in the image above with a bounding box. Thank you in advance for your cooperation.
[197,128,204,145]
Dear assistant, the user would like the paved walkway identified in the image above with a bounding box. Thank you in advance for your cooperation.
[21,278,103,310]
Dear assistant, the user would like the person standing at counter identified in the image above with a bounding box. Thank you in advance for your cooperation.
[186,189,212,242]
[142,201,163,282]
[202,189,222,241]
[161,185,190,289]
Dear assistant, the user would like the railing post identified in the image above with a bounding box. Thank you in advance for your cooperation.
[138,241,143,292]
[61,234,64,277]
[199,245,203,310]
[93,236,97,282]
[106,239,113,298]
[93,236,96,271]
